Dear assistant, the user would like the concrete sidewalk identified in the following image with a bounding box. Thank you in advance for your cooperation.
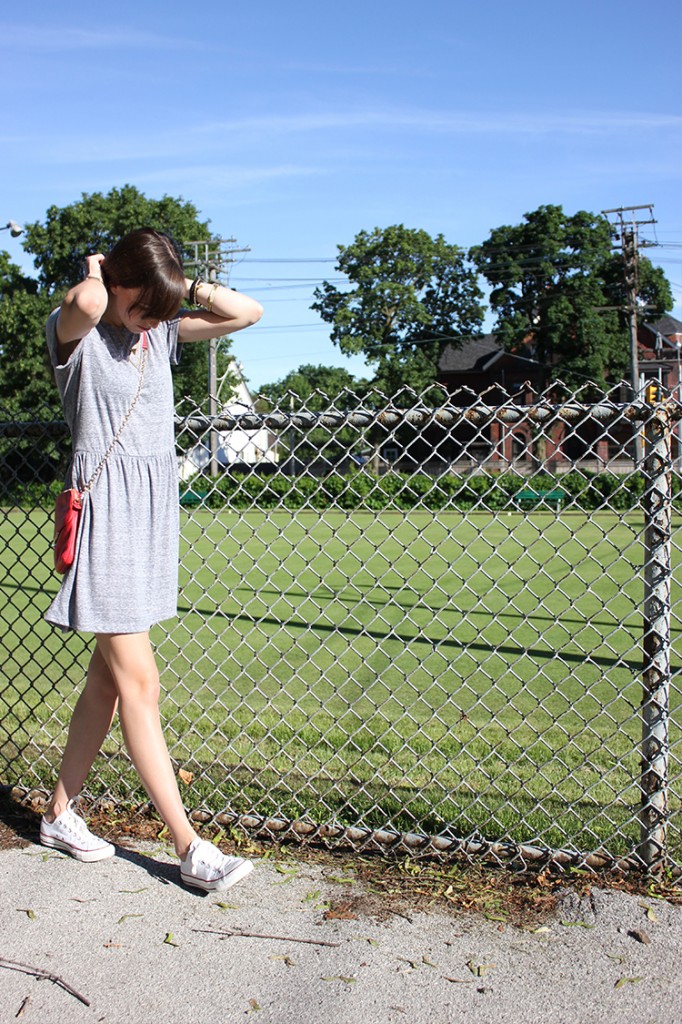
[1,835,681,1024]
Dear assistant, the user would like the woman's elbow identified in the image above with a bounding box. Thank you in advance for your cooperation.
[75,290,108,322]
[247,301,264,326]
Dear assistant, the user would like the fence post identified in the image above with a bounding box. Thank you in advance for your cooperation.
[640,393,672,870]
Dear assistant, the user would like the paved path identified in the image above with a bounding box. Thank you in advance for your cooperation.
[1,840,681,1023]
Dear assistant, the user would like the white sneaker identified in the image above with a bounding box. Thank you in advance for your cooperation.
[180,838,254,892]
[40,799,115,863]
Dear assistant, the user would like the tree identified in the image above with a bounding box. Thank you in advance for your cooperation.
[0,252,55,415]
[258,364,366,407]
[258,363,369,466]
[470,204,673,390]
[311,225,485,396]
[18,185,226,407]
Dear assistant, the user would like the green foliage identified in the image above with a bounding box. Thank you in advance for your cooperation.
[23,184,211,290]
[257,363,367,405]
[180,468,649,514]
[257,363,371,463]
[312,225,485,393]
[470,204,673,389]
[6,185,225,408]
[0,252,57,415]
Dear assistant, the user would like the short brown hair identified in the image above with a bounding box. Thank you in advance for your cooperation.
[101,228,185,322]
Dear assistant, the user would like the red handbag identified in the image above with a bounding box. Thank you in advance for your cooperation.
[53,488,83,573]
[52,331,148,574]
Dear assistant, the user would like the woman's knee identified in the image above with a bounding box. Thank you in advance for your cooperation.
[86,646,119,702]
[95,633,161,706]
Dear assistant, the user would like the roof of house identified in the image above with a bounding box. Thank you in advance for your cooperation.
[438,334,501,373]
[643,315,682,339]
[439,334,538,374]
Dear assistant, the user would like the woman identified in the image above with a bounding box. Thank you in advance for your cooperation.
[40,228,263,892]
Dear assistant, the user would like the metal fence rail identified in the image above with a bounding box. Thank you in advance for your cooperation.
[0,385,680,872]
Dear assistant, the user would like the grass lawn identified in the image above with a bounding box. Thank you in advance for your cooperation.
[1,505,680,861]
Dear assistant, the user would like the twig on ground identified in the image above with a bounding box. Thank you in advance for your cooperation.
[191,927,340,948]
[15,995,31,1018]
[0,956,90,1006]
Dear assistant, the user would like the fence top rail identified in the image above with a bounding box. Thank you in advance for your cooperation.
[1,398,680,438]
[174,399,681,432]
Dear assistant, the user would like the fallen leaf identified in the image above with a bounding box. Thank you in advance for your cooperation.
[442,976,474,984]
[606,954,627,965]
[164,932,179,947]
[422,956,438,968]
[119,888,147,894]
[214,901,239,910]
[16,909,36,920]
[272,877,296,886]
[628,929,651,945]
[615,977,642,989]
[117,914,144,925]
[559,920,595,929]
[322,975,357,984]
[466,960,495,977]
[247,997,261,1013]
[103,941,124,949]
[274,864,298,876]
[269,954,296,967]
[323,902,358,921]
[638,902,658,923]
[178,769,194,785]
[397,957,420,970]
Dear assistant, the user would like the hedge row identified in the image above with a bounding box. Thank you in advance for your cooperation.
[7,468,682,514]
[183,468,662,513]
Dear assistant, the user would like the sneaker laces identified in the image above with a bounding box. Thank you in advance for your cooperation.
[62,799,89,836]
[191,841,235,869]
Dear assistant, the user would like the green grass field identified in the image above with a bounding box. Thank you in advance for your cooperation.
[1,506,680,860]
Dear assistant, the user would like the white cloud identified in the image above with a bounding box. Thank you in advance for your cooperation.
[194,107,681,139]
[0,23,200,51]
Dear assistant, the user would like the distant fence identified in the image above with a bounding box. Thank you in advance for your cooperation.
[1,385,680,872]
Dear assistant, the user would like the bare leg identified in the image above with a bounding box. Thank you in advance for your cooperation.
[46,644,119,821]
[95,632,197,857]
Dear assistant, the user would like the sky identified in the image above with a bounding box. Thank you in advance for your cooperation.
[1,0,680,392]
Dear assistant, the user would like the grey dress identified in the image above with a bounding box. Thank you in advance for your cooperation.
[45,311,182,633]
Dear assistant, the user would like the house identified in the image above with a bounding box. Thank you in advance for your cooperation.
[435,316,682,470]
[435,334,549,467]
[638,315,682,398]
[178,362,279,481]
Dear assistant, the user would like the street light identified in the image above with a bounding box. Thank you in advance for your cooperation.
[1,220,23,237]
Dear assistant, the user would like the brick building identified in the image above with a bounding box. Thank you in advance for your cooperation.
[435,315,682,470]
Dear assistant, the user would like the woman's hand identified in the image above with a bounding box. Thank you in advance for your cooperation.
[85,253,106,283]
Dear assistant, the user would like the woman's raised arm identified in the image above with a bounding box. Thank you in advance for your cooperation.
[55,254,108,360]
[178,278,263,342]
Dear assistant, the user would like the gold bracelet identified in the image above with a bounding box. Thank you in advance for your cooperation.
[206,282,219,314]
[86,275,106,286]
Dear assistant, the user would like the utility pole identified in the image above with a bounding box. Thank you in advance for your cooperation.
[183,238,251,477]
[602,204,657,467]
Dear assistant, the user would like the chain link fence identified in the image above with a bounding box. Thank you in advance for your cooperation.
[1,384,680,873]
